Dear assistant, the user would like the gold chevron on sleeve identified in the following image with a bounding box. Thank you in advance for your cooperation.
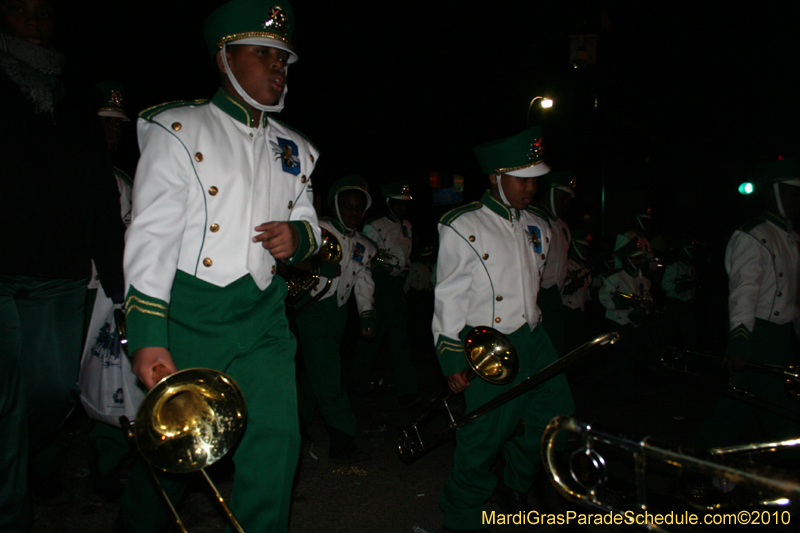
[729,324,752,340]
[125,295,168,318]
[126,305,167,319]
[436,339,463,357]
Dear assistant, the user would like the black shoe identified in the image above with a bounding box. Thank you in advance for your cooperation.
[441,526,490,533]
[490,484,538,532]
[329,446,372,464]
[326,425,372,464]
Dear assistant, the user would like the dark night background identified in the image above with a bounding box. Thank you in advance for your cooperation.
[53,1,800,347]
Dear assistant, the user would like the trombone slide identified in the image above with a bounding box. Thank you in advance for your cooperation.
[542,415,800,529]
[397,331,619,463]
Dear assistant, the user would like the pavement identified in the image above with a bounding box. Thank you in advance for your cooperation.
[28,334,798,533]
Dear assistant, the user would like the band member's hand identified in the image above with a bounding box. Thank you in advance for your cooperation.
[447,371,471,393]
[361,327,373,337]
[132,347,178,390]
[253,221,299,259]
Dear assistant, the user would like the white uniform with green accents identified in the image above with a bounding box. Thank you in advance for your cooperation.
[309,218,376,312]
[120,89,320,533]
[433,191,574,531]
[125,89,320,329]
[433,193,550,373]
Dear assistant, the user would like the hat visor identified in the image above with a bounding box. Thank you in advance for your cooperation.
[230,37,298,64]
[776,178,800,186]
[506,162,550,178]
[555,185,575,198]
[98,110,130,121]
[388,194,412,200]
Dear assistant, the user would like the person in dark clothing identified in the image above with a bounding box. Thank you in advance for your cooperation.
[0,1,126,529]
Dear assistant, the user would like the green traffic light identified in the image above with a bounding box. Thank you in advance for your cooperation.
[738,182,754,195]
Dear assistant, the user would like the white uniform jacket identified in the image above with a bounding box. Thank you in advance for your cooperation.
[599,267,652,327]
[433,192,551,376]
[364,215,412,276]
[310,218,376,317]
[725,211,800,338]
[124,90,320,347]
[529,204,571,290]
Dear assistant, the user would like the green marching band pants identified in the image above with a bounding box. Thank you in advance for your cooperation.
[441,324,574,531]
[349,270,418,396]
[120,271,300,533]
[1,275,87,533]
[536,284,567,357]
[296,295,357,436]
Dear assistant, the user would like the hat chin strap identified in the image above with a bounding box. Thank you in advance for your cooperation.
[497,175,513,209]
[334,193,357,236]
[222,43,287,114]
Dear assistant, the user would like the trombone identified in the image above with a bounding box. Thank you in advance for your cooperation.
[661,347,800,423]
[121,367,248,533]
[542,416,800,531]
[397,330,619,462]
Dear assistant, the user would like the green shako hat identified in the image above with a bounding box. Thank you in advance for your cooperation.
[96,82,129,121]
[203,0,298,64]
[754,156,800,186]
[328,175,372,211]
[539,170,576,197]
[614,233,646,259]
[381,181,412,200]
[473,126,550,178]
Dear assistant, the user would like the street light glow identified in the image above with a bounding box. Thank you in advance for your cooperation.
[527,96,554,123]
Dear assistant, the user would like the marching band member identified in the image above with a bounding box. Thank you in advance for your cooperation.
[598,234,653,380]
[120,1,320,531]
[561,229,593,354]
[433,127,574,533]
[350,181,420,406]
[297,176,376,464]
[696,157,800,453]
[529,171,576,356]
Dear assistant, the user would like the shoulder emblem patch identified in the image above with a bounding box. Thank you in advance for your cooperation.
[527,225,543,253]
[353,242,365,263]
[270,137,301,175]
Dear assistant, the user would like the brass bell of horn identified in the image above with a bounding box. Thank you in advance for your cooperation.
[129,368,248,533]
[135,368,247,474]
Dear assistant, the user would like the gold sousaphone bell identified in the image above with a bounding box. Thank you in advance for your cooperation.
[125,368,248,533]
